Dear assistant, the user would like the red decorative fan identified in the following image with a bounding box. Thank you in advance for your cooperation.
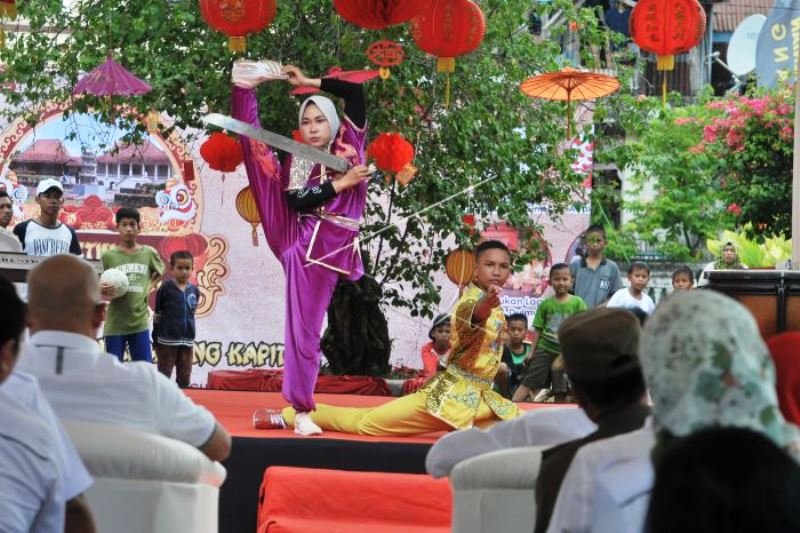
[290,66,381,95]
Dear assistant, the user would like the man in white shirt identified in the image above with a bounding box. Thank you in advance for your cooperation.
[18,254,232,462]
[2,370,96,533]
[426,406,596,478]
[0,275,66,533]
[546,422,655,533]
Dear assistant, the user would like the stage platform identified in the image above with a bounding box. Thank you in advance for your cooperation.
[186,389,542,532]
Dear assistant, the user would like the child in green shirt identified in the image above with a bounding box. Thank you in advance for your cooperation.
[512,263,587,402]
[101,207,164,362]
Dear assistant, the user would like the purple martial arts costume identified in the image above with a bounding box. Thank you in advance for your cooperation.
[231,86,368,412]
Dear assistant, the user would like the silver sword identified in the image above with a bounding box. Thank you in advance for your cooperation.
[202,113,350,173]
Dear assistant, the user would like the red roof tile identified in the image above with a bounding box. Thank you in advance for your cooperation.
[14,139,79,164]
[97,140,170,165]
[713,0,772,33]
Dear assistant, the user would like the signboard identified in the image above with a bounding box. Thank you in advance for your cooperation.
[756,0,800,87]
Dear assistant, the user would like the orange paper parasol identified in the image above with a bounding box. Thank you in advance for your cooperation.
[520,67,619,138]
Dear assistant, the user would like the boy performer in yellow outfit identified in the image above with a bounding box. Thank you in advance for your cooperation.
[260,240,522,436]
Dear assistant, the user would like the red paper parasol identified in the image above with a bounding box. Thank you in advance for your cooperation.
[72,56,151,97]
[290,67,380,95]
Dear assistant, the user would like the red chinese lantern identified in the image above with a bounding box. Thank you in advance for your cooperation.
[200,132,244,173]
[199,0,277,53]
[367,133,417,186]
[630,0,706,101]
[410,0,486,106]
[333,0,427,30]
[367,40,405,79]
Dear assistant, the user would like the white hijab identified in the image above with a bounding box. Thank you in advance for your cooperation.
[298,95,340,145]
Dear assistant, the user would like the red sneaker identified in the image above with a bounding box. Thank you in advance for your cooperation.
[252,409,287,430]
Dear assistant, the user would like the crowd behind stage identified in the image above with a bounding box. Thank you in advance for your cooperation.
[3,180,800,533]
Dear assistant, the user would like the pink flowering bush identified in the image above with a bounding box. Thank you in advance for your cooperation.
[699,92,793,236]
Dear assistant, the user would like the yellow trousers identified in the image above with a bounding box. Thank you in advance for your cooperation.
[282,390,499,437]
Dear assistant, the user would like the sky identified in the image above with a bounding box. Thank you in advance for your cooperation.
[16,112,166,158]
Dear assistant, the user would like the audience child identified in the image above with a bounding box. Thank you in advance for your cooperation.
[513,264,587,402]
[607,261,655,315]
[497,313,532,398]
[13,179,81,256]
[0,190,21,252]
[534,308,650,533]
[671,265,694,291]
[569,225,622,307]
[18,254,231,462]
[420,313,451,377]
[153,250,199,389]
[546,291,800,533]
[272,240,522,435]
[101,207,164,362]
[646,427,800,533]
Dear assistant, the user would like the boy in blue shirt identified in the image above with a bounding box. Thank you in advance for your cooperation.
[153,251,198,388]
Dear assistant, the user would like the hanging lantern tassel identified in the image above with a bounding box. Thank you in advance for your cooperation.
[437,57,456,107]
[0,1,17,20]
[228,36,246,53]
[250,224,259,247]
[656,55,675,106]
[396,163,418,186]
[145,109,160,133]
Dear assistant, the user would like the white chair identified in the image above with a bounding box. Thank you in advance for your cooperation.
[64,421,226,533]
[450,445,546,533]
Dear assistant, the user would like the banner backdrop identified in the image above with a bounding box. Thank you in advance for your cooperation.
[0,106,591,386]
[756,0,800,87]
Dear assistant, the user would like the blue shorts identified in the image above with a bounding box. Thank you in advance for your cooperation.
[105,330,153,363]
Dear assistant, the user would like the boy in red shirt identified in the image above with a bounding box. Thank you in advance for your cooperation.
[420,314,451,377]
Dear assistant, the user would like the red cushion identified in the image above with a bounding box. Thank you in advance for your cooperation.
[258,466,451,532]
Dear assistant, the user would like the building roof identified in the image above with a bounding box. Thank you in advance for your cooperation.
[713,0,773,33]
[14,139,80,165]
[97,140,170,165]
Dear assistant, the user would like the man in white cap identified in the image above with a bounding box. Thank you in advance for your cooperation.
[13,178,81,256]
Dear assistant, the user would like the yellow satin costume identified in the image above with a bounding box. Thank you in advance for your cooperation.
[282,284,521,436]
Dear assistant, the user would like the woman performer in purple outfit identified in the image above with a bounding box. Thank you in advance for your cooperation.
[231,61,372,435]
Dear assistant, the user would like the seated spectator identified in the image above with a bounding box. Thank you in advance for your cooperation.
[546,291,800,533]
[646,427,800,533]
[534,308,650,533]
[496,313,532,398]
[17,254,232,462]
[767,332,800,425]
[421,313,451,376]
[426,405,596,479]
[0,275,67,532]
[2,367,96,533]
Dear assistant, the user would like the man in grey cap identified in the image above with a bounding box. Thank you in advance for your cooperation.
[534,307,650,533]
[13,178,81,256]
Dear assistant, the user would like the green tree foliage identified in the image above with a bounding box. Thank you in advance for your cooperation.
[1,0,615,317]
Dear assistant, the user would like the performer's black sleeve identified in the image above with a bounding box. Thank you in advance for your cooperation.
[286,181,337,212]
[320,78,366,129]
